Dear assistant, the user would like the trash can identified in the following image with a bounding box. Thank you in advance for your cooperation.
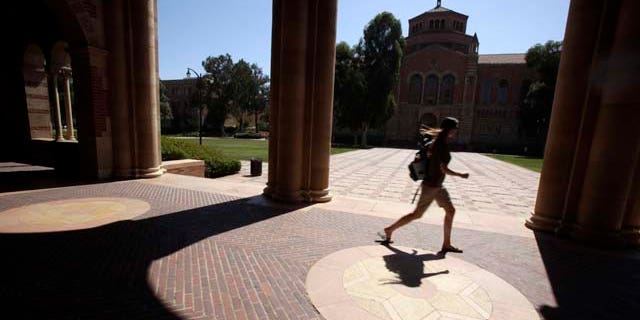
[250,158,262,176]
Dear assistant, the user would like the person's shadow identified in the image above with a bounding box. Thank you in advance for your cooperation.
[381,244,449,287]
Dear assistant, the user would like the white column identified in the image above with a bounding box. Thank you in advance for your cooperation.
[60,67,76,141]
[51,72,64,141]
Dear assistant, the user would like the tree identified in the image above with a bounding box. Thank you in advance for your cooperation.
[202,54,234,136]
[200,54,270,136]
[521,40,562,155]
[159,80,173,133]
[333,41,366,145]
[247,64,269,133]
[333,12,404,147]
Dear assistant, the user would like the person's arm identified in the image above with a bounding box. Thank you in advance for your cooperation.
[440,163,469,179]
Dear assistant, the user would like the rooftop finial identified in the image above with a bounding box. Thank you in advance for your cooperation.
[437,0,442,7]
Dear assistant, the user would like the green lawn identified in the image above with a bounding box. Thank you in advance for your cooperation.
[167,137,356,161]
[485,154,543,172]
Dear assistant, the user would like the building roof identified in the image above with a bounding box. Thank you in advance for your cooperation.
[427,6,452,13]
[478,54,526,64]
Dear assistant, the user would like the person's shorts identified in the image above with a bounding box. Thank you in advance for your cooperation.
[414,185,454,217]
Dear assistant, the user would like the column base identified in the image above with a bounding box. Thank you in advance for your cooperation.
[132,166,164,179]
[569,224,626,248]
[525,212,562,233]
[263,187,332,203]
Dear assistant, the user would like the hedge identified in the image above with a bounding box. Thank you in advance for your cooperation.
[161,136,241,178]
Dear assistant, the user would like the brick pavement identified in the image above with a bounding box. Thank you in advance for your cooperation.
[0,179,639,319]
[234,149,539,218]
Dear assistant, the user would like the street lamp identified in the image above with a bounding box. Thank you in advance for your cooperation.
[186,67,204,145]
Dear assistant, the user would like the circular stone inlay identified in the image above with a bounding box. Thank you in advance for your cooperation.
[306,246,539,320]
[0,197,151,233]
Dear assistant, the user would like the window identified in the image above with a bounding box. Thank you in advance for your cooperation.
[435,20,440,29]
[481,79,493,105]
[429,20,434,29]
[497,80,509,105]
[441,19,445,29]
[408,74,423,104]
[425,75,439,105]
[440,74,455,105]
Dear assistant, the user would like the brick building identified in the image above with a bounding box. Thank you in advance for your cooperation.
[387,1,533,151]
[162,78,198,132]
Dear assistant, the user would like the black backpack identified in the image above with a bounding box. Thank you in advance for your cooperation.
[408,139,433,181]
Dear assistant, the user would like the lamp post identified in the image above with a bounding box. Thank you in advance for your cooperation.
[186,68,204,145]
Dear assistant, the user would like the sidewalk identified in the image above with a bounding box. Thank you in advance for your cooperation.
[1,150,638,319]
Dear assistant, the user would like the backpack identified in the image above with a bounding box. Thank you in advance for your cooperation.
[408,139,433,181]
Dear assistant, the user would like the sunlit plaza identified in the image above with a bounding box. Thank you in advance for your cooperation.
[1,0,639,319]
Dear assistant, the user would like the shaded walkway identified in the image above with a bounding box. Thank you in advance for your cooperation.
[0,175,639,319]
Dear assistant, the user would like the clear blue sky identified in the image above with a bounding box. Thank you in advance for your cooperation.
[158,0,570,80]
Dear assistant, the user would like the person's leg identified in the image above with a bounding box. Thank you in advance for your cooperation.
[436,187,462,252]
[383,185,438,240]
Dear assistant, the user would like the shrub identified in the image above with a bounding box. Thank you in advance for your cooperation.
[233,132,264,139]
[161,136,240,178]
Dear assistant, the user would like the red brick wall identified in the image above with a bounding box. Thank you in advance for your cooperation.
[162,160,205,178]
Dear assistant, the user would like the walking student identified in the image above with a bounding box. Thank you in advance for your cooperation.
[379,117,469,253]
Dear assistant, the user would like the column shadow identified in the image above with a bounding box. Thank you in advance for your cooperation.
[381,244,449,287]
[0,195,308,319]
[534,232,640,320]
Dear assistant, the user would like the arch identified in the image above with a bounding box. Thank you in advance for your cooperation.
[439,74,455,105]
[424,74,439,105]
[51,41,71,71]
[497,79,509,105]
[435,20,440,29]
[408,73,423,104]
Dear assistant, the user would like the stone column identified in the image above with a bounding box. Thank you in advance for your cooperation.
[50,72,64,141]
[71,45,112,179]
[60,67,76,141]
[265,0,337,202]
[105,0,133,178]
[571,0,640,245]
[130,0,162,178]
[526,0,605,232]
[303,0,337,202]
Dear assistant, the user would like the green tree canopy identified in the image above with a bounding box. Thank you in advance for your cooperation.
[159,80,173,133]
[521,40,562,155]
[333,12,405,147]
[200,54,270,136]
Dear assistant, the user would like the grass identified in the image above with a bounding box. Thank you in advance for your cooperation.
[485,154,543,172]
[167,137,357,162]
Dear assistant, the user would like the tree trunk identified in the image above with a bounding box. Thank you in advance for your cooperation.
[220,124,226,137]
[361,123,369,147]
[240,112,245,132]
[254,109,259,133]
[353,133,358,146]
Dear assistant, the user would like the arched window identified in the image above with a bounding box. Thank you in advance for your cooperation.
[435,20,440,29]
[439,74,455,105]
[497,79,509,105]
[441,19,445,29]
[481,79,493,105]
[408,74,423,104]
[429,20,434,29]
[424,75,439,105]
